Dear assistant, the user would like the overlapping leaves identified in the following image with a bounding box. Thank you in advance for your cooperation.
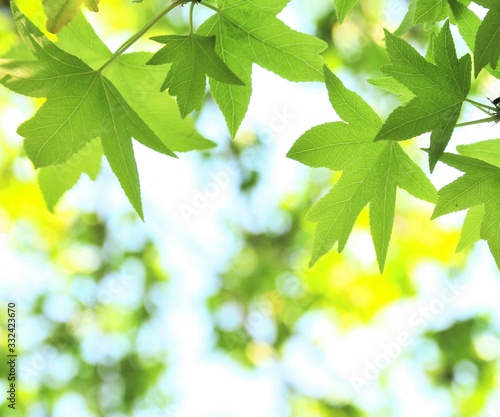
[148,34,244,118]
[398,0,500,79]
[287,67,437,271]
[0,4,178,218]
[196,0,327,137]
[433,140,500,268]
[471,1,500,76]
[375,21,471,171]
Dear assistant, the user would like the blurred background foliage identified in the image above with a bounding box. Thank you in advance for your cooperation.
[0,0,499,416]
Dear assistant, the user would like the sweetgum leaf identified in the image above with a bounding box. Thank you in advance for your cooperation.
[287,66,437,271]
[148,34,244,118]
[376,21,471,171]
[447,0,500,79]
[0,4,176,218]
[55,12,214,152]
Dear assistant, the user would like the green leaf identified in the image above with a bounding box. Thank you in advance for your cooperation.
[55,12,214,152]
[456,204,484,252]
[197,0,327,137]
[148,34,244,118]
[109,53,215,152]
[447,0,500,79]
[334,0,359,24]
[473,4,500,76]
[287,67,437,271]
[55,11,111,69]
[433,152,500,268]
[447,0,480,49]
[414,0,446,24]
[472,0,496,9]
[38,139,102,211]
[0,4,176,218]
[432,153,496,218]
[368,77,416,105]
[457,138,500,168]
[376,22,471,171]
[481,197,500,268]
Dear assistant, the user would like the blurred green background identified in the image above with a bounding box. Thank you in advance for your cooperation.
[0,0,499,416]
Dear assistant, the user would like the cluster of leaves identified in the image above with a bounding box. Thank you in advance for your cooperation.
[1,0,500,271]
[0,0,326,217]
[290,0,500,271]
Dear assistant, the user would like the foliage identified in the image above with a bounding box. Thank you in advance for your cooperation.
[376,22,471,171]
[1,0,500,271]
[1,2,500,416]
[288,67,436,271]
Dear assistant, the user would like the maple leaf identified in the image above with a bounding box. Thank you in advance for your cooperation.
[432,142,500,269]
[42,0,99,33]
[196,0,327,137]
[147,34,245,118]
[55,12,215,153]
[0,4,176,218]
[375,21,471,171]
[287,66,437,271]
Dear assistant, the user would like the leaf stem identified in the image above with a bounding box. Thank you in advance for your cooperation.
[97,0,190,73]
[189,1,196,34]
[199,1,218,12]
[465,98,497,114]
[455,116,500,128]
